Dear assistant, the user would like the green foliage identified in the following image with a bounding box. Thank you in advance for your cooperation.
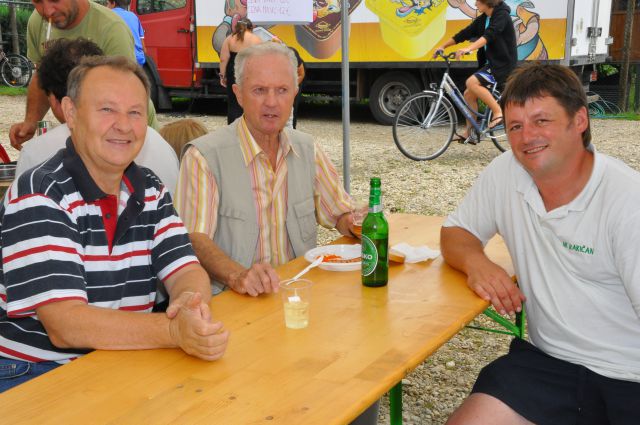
[0,86,27,95]
[597,63,619,77]
[0,3,33,55]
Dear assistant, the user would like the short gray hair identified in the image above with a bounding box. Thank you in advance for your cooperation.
[67,55,149,103]
[234,42,298,89]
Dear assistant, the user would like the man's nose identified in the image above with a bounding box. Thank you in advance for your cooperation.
[41,1,56,18]
[520,121,538,141]
[264,89,278,106]
[113,112,133,132]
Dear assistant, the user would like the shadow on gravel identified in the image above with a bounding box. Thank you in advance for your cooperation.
[164,97,378,124]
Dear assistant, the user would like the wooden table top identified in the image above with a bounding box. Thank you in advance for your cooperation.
[0,214,512,425]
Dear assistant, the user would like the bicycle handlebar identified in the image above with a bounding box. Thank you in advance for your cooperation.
[433,50,470,62]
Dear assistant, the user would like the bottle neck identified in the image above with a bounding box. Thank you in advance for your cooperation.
[369,191,382,213]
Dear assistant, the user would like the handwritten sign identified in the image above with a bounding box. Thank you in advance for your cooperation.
[247,0,313,25]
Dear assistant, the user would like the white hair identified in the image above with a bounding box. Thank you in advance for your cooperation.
[234,42,298,89]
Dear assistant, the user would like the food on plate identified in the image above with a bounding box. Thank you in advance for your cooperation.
[318,254,360,263]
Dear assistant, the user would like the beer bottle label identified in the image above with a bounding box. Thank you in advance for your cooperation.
[361,235,378,276]
[369,204,382,213]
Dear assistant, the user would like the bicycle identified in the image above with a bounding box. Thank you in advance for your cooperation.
[392,51,508,161]
[0,51,33,88]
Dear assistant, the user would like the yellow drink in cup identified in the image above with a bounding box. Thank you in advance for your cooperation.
[283,301,310,329]
[366,0,447,59]
[280,279,313,329]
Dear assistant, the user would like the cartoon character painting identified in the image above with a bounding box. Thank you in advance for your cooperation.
[447,0,548,60]
[212,0,248,55]
[392,0,432,17]
[315,0,341,19]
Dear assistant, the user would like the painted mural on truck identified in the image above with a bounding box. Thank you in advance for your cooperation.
[196,0,564,64]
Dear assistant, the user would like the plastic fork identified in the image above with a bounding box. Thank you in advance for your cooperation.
[291,255,324,281]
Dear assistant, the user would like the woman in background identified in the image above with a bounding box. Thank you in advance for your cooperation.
[159,118,209,159]
[219,18,263,124]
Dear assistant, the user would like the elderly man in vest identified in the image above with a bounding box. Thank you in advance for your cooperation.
[174,42,356,297]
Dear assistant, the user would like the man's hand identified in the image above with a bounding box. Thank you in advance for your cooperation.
[9,121,37,150]
[466,261,526,316]
[227,263,280,296]
[168,292,229,361]
[433,47,445,59]
[166,290,211,321]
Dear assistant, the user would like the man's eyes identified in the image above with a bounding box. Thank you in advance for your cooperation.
[252,88,289,95]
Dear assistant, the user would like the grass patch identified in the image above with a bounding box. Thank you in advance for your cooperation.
[593,112,640,121]
[613,112,640,120]
[0,86,27,96]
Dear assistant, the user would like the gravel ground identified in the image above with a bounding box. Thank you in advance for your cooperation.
[2,95,639,424]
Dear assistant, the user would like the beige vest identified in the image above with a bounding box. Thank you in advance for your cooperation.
[188,120,318,281]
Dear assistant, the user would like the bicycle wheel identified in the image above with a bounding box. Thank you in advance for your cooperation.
[393,91,456,161]
[1,54,33,88]
[488,109,509,152]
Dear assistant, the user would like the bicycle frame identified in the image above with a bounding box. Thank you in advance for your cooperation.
[427,53,499,136]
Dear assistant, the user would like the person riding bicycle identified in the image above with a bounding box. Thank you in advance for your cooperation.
[434,0,517,142]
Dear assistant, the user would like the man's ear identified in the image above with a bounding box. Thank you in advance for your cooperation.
[574,106,589,134]
[61,96,76,129]
[232,84,243,108]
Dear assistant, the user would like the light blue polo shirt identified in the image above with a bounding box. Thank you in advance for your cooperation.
[112,7,145,65]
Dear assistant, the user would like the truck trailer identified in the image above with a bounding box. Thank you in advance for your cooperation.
[131,0,614,125]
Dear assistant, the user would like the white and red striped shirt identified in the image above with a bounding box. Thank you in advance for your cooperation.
[0,140,198,363]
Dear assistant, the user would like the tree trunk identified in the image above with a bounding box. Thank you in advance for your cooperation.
[9,4,20,54]
[618,0,636,111]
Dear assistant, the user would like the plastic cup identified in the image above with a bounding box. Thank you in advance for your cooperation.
[351,200,369,238]
[280,279,312,329]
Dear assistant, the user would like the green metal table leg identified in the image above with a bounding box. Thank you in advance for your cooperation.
[390,381,403,425]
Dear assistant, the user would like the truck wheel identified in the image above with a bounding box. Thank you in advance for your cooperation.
[369,72,421,126]
[144,66,159,109]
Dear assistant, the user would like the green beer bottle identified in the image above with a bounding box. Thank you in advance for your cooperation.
[361,177,389,287]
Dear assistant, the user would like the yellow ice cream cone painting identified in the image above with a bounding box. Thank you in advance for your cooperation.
[366,0,447,59]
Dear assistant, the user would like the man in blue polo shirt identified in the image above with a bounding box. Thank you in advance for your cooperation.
[0,56,229,392]
[107,0,146,66]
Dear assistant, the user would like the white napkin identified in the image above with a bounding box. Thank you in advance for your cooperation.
[390,243,440,263]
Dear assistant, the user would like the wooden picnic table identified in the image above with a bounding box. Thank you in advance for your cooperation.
[0,214,512,424]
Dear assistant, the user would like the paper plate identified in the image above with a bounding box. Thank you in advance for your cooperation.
[304,244,361,272]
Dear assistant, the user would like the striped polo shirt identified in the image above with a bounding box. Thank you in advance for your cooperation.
[0,139,198,363]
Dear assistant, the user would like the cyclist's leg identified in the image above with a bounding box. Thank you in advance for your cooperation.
[471,67,502,126]
[461,75,480,138]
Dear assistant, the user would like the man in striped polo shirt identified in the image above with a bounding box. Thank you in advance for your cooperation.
[0,56,229,392]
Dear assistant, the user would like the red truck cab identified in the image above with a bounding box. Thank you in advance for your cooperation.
[130,0,206,109]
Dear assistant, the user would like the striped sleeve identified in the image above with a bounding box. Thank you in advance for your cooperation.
[2,193,87,318]
[313,143,354,229]
[174,146,219,238]
[150,187,199,281]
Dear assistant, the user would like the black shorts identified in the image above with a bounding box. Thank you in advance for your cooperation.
[473,65,497,89]
[472,338,640,425]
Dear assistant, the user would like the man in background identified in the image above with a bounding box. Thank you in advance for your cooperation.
[107,0,147,66]
[14,38,178,196]
[10,0,158,150]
